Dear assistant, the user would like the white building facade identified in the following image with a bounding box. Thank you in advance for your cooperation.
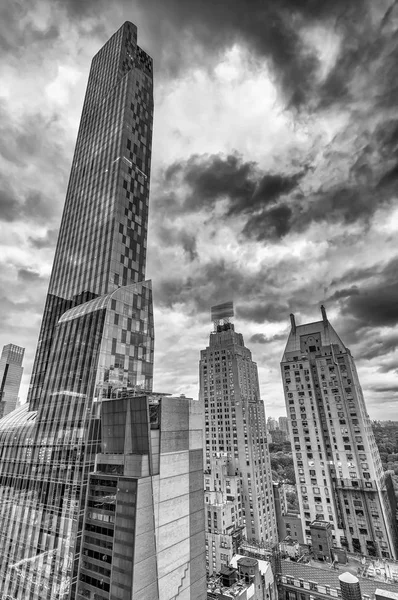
[281,307,398,559]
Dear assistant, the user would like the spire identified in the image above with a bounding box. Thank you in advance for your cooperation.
[321,304,328,324]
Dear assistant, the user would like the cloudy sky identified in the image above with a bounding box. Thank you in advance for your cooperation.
[1,0,398,420]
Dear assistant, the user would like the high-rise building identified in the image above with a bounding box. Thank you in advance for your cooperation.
[200,302,277,576]
[267,417,278,432]
[0,344,24,418]
[0,21,205,600]
[281,306,398,559]
[278,416,288,433]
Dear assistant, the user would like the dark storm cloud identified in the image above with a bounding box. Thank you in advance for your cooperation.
[161,153,304,233]
[165,153,257,212]
[297,187,375,227]
[164,153,302,216]
[0,104,63,171]
[156,224,198,262]
[0,103,66,225]
[242,204,293,240]
[326,287,360,301]
[343,282,398,327]
[56,0,374,108]
[375,118,398,158]
[0,185,20,222]
[249,333,287,345]
[154,259,286,316]
[378,162,398,188]
[357,334,398,361]
[0,2,60,55]
[337,256,398,329]
[153,243,327,319]
[330,267,379,287]
[158,145,396,242]
[378,359,398,374]
[317,3,398,110]
[154,260,243,313]
[371,385,398,394]
[0,181,56,225]
[236,302,289,324]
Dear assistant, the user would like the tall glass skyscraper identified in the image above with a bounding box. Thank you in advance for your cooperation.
[0,22,156,599]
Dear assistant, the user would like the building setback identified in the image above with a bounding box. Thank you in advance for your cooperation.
[200,303,278,576]
[0,21,206,600]
[281,306,398,559]
[0,344,24,418]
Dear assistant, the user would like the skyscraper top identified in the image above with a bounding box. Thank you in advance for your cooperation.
[282,307,346,360]
[1,344,25,366]
[48,20,153,303]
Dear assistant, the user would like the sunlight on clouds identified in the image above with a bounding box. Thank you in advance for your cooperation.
[301,24,342,83]
[153,45,305,170]
[373,204,398,234]
[45,65,81,105]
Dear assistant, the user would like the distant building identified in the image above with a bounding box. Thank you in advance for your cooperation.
[270,429,287,444]
[282,514,305,544]
[279,416,289,433]
[281,306,398,559]
[310,520,334,561]
[200,302,277,576]
[0,344,24,418]
[267,417,278,432]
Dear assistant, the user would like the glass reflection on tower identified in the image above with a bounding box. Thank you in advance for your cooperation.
[0,21,154,600]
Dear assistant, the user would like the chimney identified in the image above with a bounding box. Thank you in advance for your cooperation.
[290,313,296,334]
[321,305,327,324]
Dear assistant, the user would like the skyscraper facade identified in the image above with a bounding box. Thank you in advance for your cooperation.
[200,303,277,575]
[281,307,398,559]
[0,344,24,418]
[78,393,206,600]
[0,21,205,600]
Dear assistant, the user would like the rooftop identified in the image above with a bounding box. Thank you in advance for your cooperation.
[281,560,398,599]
